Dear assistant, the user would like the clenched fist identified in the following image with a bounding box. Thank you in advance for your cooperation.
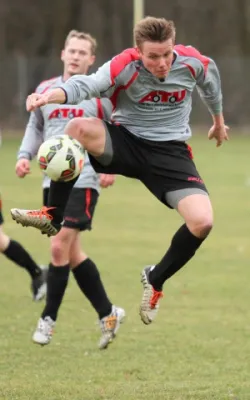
[15,158,31,178]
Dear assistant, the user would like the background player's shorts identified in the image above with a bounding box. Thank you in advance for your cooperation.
[89,122,208,207]
[43,188,99,231]
[0,194,3,225]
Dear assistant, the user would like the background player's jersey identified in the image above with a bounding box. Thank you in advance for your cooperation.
[60,45,222,142]
[18,76,112,191]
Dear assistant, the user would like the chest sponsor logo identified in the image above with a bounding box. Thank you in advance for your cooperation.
[139,90,186,104]
[48,108,84,119]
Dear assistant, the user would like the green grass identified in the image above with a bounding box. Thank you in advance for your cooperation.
[0,133,250,399]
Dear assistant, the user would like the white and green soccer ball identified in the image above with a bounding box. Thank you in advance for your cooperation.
[37,135,84,182]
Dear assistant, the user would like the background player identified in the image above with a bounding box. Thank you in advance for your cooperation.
[15,30,125,349]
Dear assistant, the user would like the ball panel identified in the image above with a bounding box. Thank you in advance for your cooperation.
[37,135,84,182]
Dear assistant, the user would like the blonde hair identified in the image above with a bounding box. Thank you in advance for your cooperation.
[134,17,176,49]
[64,30,97,55]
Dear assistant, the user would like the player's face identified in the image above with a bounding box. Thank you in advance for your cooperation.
[61,37,95,78]
[138,39,175,79]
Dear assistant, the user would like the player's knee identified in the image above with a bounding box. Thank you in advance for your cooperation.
[64,118,82,141]
[50,236,70,264]
[188,215,213,238]
[198,217,213,237]
[0,230,10,252]
[65,117,97,145]
[50,240,64,263]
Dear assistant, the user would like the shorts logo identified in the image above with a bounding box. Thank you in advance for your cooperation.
[48,108,84,119]
[64,216,79,222]
[188,176,204,184]
[139,90,186,104]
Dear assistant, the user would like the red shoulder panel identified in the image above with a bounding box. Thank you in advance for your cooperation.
[175,45,209,75]
[110,48,139,84]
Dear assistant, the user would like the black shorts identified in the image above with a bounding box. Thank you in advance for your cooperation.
[43,188,99,231]
[0,194,3,225]
[89,122,208,206]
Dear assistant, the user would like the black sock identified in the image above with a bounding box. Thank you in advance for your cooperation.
[41,263,70,321]
[48,177,78,224]
[72,258,112,319]
[149,224,205,291]
[3,239,41,279]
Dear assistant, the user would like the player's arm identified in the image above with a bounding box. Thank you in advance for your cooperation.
[26,61,116,111]
[196,58,229,146]
[61,61,116,104]
[196,57,223,117]
[96,98,116,187]
[16,109,44,177]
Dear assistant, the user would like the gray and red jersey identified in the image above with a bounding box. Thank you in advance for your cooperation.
[60,45,222,141]
[18,76,112,190]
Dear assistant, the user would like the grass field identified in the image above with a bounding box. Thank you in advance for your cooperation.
[0,133,250,399]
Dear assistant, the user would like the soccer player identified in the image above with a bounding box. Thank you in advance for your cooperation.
[14,30,125,349]
[0,193,47,301]
[12,17,229,325]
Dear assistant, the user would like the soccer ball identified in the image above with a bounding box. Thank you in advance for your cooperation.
[37,135,84,181]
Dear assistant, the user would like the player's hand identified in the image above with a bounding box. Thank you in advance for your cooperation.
[15,158,31,178]
[100,174,116,188]
[208,124,229,147]
[26,93,50,112]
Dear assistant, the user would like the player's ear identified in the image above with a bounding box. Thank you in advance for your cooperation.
[136,46,142,58]
[61,50,65,62]
[89,55,96,67]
